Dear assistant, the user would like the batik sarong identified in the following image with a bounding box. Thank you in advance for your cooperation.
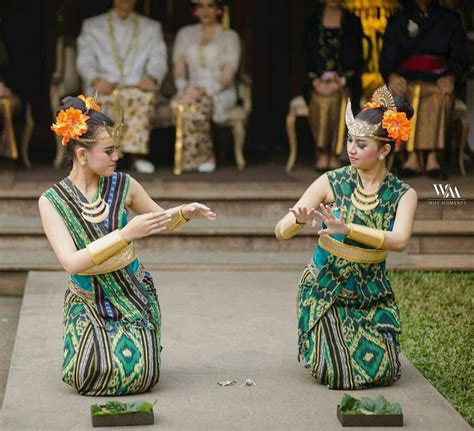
[43,172,161,396]
[297,166,410,389]
[172,94,214,173]
[406,82,454,151]
[100,87,156,156]
[308,88,348,159]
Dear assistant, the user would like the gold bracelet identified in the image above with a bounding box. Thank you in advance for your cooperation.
[179,204,190,221]
[346,223,385,249]
[278,213,305,240]
[169,204,189,232]
[86,229,129,265]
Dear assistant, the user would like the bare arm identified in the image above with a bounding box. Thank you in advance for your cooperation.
[275,174,334,240]
[39,196,96,275]
[315,188,418,252]
[127,176,216,227]
[381,188,417,251]
[39,184,171,274]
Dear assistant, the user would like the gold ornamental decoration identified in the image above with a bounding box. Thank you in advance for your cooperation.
[344,0,401,97]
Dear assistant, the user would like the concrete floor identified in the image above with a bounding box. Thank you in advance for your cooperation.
[0,271,471,431]
[0,296,21,409]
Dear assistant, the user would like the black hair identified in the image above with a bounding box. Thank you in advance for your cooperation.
[57,96,114,164]
[354,96,414,145]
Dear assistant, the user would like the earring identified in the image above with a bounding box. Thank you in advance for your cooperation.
[378,154,385,161]
[79,159,87,166]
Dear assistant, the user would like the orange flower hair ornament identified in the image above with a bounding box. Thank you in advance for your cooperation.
[50,93,126,147]
[51,108,90,146]
[346,85,412,148]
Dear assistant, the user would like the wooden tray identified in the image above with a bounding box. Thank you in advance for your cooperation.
[337,405,403,427]
[91,406,154,427]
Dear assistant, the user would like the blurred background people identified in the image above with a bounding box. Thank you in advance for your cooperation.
[171,0,240,173]
[76,0,168,174]
[380,0,468,179]
[303,0,363,171]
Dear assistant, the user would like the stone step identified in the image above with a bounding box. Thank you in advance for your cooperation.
[0,216,472,254]
[1,195,472,220]
[0,271,471,430]
[0,250,472,272]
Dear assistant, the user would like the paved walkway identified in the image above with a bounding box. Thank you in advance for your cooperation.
[0,271,470,430]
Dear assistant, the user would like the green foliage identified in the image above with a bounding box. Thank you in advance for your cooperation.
[340,394,402,415]
[91,400,155,416]
[390,271,474,426]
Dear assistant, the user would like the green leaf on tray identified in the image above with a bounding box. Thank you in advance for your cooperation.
[340,393,402,416]
[91,400,156,416]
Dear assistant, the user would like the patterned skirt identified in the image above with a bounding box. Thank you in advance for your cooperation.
[171,95,214,172]
[308,88,348,157]
[61,285,161,396]
[297,263,401,390]
[100,87,156,156]
[407,82,454,151]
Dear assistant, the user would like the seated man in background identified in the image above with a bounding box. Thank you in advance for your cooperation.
[76,0,168,174]
[380,0,468,179]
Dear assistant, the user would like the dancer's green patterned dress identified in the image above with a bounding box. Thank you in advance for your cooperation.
[297,166,410,389]
[43,172,161,396]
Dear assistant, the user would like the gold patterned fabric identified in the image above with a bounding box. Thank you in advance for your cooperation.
[100,87,156,156]
[171,94,214,172]
[406,82,454,151]
[0,97,18,159]
[308,88,348,157]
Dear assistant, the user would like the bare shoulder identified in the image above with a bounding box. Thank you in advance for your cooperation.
[126,175,146,207]
[401,187,418,204]
[38,195,53,213]
[309,173,333,201]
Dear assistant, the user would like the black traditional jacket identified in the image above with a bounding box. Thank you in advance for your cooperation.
[303,7,363,109]
[380,1,468,83]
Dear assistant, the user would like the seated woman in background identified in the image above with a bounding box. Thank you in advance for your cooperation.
[303,0,363,171]
[172,0,240,173]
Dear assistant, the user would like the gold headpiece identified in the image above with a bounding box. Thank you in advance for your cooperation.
[51,92,124,146]
[345,85,412,147]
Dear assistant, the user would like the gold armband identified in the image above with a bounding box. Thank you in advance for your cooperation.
[86,229,128,265]
[278,213,305,240]
[168,204,190,232]
[346,223,385,249]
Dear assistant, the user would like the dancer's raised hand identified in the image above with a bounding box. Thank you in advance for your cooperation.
[122,211,172,241]
[315,204,349,236]
[289,206,318,226]
[182,203,217,220]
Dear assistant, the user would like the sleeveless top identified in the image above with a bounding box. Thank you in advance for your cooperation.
[42,172,160,330]
[310,166,410,310]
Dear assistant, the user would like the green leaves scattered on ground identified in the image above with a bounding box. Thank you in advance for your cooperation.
[390,270,474,426]
[91,400,155,416]
[340,393,402,415]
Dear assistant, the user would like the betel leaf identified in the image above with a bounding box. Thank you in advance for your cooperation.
[340,394,361,413]
[373,395,389,413]
[385,402,402,415]
[138,401,154,413]
[91,404,102,415]
[360,396,376,412]
[91,400,155,416]
[340,394,402,416]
